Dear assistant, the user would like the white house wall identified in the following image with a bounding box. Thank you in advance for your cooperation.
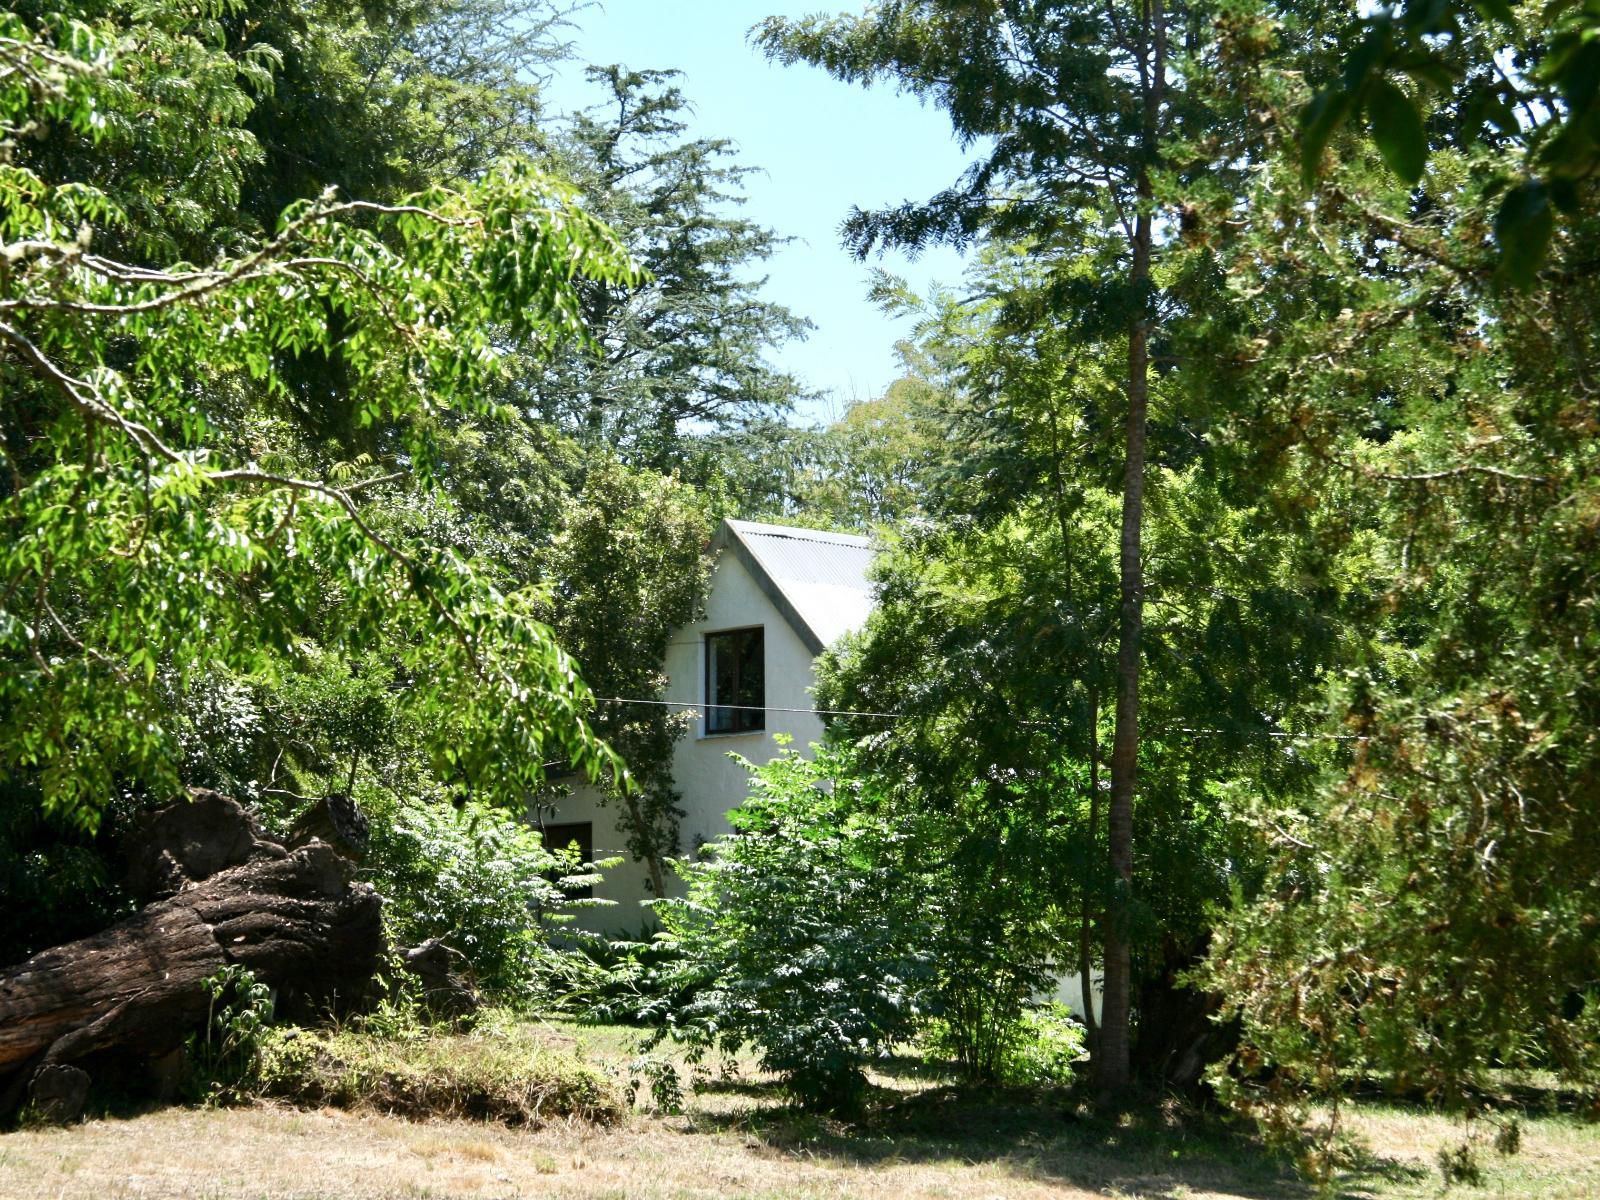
[546,544,825,935]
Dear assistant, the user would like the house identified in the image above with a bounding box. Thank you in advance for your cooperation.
[541,515,1100,1024]
[540,518,877,932]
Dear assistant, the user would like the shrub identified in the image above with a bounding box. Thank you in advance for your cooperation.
[189,965,274,1103]
[924,814,1067,1084]
[1003,1003,1088,1086]
[926,1001,1087,1087]
[362,790,607,1003]
[649,747,936,1112]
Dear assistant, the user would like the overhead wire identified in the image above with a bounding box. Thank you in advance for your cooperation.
[589,695,1368,741]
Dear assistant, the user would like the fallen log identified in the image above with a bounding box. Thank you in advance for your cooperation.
[0,791,383,1118]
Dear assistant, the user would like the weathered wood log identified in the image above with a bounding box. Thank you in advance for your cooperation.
[0,901,225,1075]
[399,938,480,1018]
[287,791,371,861]
[0,792,383,1117]
[28,1064,90,1124]
[122,788,270,903]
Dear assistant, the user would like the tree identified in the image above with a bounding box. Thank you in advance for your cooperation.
[818,334,1349,1087]
[539,458,714,896]
[1296,0,1600,285]
[530,66,813,474]
[789,335,953,529]
[1182,0,1600,1162]
[757,0,1218,1089]
[0,5,633,831]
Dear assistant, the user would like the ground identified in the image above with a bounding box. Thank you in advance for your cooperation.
[1,1024,1596,1200]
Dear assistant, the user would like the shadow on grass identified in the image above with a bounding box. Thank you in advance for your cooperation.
[686,1078,1324,1200]
[1335,1141,1434,1197]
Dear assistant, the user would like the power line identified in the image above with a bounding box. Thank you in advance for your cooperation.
[592,695,906,721]
[590,695,1367,741]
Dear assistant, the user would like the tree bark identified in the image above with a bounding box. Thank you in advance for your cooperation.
[1095,0,1167,1100]
[0,793,383,1113]
[622,789,670,899]
[1097,209,1149,1093]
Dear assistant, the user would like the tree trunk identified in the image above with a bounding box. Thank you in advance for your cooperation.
[1095,0,1166,1099]
[0,792,383,1115]
[623,789,670,899]
[1097,211,1149,1092]
[1130,934,1237,1094]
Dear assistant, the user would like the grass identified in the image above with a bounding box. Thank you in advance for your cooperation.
[1,1020,1596,1199]
[251,1013,624,1126]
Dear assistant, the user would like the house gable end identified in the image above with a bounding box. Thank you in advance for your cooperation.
[712,525,826,657]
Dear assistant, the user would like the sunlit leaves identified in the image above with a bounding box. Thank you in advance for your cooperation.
[0,7,637,826]
[1297,0,1600,285]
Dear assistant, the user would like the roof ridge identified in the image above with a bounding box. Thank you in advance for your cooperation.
[726,518,872,547]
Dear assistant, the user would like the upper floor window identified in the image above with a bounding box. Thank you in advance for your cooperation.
[706,626,764,733]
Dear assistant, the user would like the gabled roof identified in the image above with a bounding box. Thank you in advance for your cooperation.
[712,519,876,655]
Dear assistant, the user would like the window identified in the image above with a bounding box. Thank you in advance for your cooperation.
[705,626,764,733]
[539,820,593,900]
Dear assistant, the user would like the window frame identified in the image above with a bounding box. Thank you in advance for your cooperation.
[704,625,765,735]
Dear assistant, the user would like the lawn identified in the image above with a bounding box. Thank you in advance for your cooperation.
[1,1022,1595,1200]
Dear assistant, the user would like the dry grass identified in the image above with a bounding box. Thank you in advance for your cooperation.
[1335,1104,1600,1199]
[0,1101,1283,1200]
[0,1022,1595,1199]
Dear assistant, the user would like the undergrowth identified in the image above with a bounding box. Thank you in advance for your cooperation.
[254,1013,623,1126]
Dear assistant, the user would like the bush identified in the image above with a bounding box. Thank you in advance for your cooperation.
[1003,1003,1088,1085]
[648,747,936,1112]
[189,965,274,1103]
[926,1001,1087,1087]
[924,816,1068,1084]
[362,790,607,1003]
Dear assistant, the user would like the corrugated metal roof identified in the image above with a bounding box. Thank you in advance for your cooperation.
[721,519,876,652]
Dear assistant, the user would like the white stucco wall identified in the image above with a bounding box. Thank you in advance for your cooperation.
[544,545,824,934]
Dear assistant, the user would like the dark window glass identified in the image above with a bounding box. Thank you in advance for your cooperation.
[706,627,764,733]
[540,820,593,900]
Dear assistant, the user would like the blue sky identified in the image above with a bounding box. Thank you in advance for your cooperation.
[542,1,974,425]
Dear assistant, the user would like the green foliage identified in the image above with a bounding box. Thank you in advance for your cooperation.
[1295,0,1600,282]
[649,748,936,1112]
[538,457,715,891]
[363,790,603,1002]
[1192,0,1600,1148]
[815,272,1349,1076]
[190,965,274,1103]
[1003,1004,1090,1087]
[0,778,132,965]
[625,1053,685,1114]
[533,66,812,472]
[925,1001,1089,1088]
[0,3,636,830]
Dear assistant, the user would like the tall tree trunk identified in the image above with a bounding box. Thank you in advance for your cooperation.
[1097,209,1149,1093]
[1095,0,1166,1099]
[623,789,670,899]
[1098,263,1152,1092]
